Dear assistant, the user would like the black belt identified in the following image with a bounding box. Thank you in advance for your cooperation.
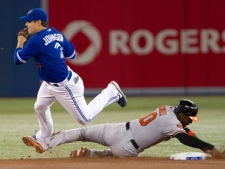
[126,122,139,149]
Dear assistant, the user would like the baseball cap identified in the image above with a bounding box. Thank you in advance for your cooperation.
[20,8,48,22]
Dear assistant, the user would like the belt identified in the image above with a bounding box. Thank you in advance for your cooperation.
[126,122,139,149]
[67,70,72,81]
[47,70,72,87]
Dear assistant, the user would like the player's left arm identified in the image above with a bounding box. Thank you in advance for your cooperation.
[70,147,113,158]
[63,35,76,59]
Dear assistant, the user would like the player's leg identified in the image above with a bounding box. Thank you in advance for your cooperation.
[34,82,56,138]
[52,75,90,124]
[62,82,121,124]
[87,81,126,114]
[52,72,127,124]
[59,123,129,157]
[23,124,108,153]
[22,123,135,157]
[104,123,139,157]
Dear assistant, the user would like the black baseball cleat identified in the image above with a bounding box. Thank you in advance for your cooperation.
[111,81,127,107]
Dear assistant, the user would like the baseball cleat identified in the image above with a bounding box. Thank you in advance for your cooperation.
[111,81,127,107]
[70,147,88,158]
[22,136,44,153]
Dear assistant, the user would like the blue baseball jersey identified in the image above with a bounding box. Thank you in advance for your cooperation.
[14,27,76,83]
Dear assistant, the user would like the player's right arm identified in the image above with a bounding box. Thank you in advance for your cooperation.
[184,127,198,138]
[179,128,224,158]
[14,34,27,65]
[175,133,223,158]
[14,37,38,65]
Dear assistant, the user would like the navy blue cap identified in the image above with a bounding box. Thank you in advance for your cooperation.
[20,8,48,22]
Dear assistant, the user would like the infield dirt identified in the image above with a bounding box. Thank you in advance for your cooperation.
[0,157,225,169]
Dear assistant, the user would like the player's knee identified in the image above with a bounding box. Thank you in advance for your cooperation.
[34,102,46,113]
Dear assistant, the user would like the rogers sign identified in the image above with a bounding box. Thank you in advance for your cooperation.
[63,20,225,66]
[62,21,102,66]
[49,0,225,89]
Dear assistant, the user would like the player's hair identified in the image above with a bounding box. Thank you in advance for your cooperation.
[33,20,48,27]
[41,21,48,27]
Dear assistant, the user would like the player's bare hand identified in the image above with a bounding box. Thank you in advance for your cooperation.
[206,147,225,159]
[70,147,88,158]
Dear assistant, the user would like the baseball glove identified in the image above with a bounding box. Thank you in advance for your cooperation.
[16,28,30,40]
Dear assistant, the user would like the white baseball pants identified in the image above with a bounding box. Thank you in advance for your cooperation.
[34,71,120,139]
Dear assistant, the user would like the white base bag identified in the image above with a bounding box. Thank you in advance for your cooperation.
[170,152,212,160]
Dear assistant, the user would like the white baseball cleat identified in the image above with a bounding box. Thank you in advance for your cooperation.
[111,81,127,107]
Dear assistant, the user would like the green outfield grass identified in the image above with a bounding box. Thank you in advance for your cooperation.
[0,96,225,159]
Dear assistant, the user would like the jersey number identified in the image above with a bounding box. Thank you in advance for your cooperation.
[54,42,64,58]
[139,112,157,126]
[139,105,167,126]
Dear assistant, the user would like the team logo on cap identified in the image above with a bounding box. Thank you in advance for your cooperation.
[62,20,102,66]
[27,9,32,15]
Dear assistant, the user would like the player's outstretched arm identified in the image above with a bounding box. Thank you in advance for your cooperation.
[184,127,198,138]
[175,133,224,158]
[70,147,113,158]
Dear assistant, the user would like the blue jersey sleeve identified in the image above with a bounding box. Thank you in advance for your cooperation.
[63,37,76,59]
[14,39,39,65]
[14,48,24,65]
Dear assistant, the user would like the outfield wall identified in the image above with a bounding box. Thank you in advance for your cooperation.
[0,0,41,97]
[48,0,225,95]
[0,0,224,97]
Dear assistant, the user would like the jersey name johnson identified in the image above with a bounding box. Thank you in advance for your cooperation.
[43,33,63,45]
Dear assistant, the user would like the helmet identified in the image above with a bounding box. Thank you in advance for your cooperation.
[174,99,199,122]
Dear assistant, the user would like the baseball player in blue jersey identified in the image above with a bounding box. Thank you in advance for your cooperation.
[15,8,127,139]
[22,99,224,158]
